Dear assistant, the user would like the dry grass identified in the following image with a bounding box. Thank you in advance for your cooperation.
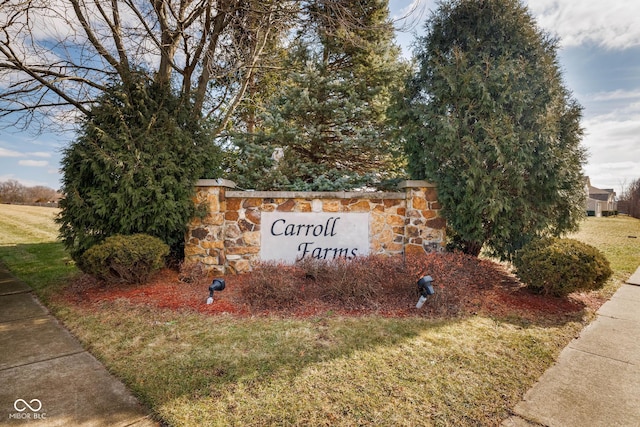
[569,215,640,297]
[59,303,583,426]
[0,204,59,244]
[0,204,74,299]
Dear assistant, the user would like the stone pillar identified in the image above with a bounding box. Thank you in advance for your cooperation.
[184,179,235,275]
[399,180,446,255]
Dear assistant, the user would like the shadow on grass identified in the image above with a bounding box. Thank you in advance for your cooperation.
[58,287,589,415]
[72,301,585,427]
[0,242,78,300]
[62,304,454,403]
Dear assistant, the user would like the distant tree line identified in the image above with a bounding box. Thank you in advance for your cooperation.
[620,178,640,219]
[0,180,59,204]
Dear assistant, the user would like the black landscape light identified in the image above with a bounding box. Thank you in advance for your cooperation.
[416,275,435,309]
[206,278,226,305]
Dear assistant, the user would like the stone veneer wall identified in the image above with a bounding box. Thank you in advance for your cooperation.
[185,179,445,274]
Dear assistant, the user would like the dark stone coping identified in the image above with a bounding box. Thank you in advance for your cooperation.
[224,190,406,200]
[196,179,435,200]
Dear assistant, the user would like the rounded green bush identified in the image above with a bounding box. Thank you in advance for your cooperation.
[514,237,612,297]
[81,234,169,284]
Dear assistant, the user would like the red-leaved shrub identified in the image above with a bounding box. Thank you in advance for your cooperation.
[235,253,494,316]
[239,261,304,310]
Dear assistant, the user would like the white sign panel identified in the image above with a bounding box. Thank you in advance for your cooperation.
[260,212,370,263]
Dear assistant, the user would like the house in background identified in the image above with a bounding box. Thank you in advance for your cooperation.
[585,177,618,217]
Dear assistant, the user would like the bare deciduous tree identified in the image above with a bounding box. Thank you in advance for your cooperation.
[620,178,640,219]
[26,185,59,203]
[0,179,27,203]
[1,0,368,133]
[0,179,58,203]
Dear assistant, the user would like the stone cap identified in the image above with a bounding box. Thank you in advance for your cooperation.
[225,190,405,199]
[196,178,435,196]
[196,178,237,188]
[397,180,436,189]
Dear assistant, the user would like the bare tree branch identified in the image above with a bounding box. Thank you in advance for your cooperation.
[0,0,385,134]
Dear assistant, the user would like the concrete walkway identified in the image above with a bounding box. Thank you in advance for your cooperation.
[503,267,640,427]
[0,266,157,427]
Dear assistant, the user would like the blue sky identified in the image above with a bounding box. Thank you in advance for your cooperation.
[1,0,639,196]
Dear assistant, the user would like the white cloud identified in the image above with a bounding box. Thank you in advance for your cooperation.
[387,0,433,58]
[527,0,640,49]
[591,90,640,102]
[581,111,640,195]
[0,0,163,93]
[28,151,52,158]
[18,160,49,167]
[0,147,22,157]
[583,93,640,124]
[391,0,432,23]
[591,118,640,140]
[0,173,55,188]
[392,1,640,50]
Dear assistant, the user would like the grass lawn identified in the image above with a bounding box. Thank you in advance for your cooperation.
[1,204,639,426]
[569,216,640,297]
[0,204,76,301]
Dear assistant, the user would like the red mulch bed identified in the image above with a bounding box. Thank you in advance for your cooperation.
[57,253,606,322]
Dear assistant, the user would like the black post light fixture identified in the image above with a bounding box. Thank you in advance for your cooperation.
[416,275,435,309]
[206,278,226,305]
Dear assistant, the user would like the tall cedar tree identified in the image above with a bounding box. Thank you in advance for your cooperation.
[401,0,586,259]
[57,76,221,262]
[228,0,408,191]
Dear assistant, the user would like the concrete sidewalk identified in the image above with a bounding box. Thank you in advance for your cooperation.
[503,267,640,427]
[0,266,157,427]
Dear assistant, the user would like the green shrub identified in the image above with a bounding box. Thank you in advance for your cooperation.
[81,234,169,284]
[514,238,612,297]
[57,76,223,262]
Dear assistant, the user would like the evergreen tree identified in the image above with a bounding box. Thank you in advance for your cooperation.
[57,74,222,262]
[229,0,408,191]
[401,0,586,259]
